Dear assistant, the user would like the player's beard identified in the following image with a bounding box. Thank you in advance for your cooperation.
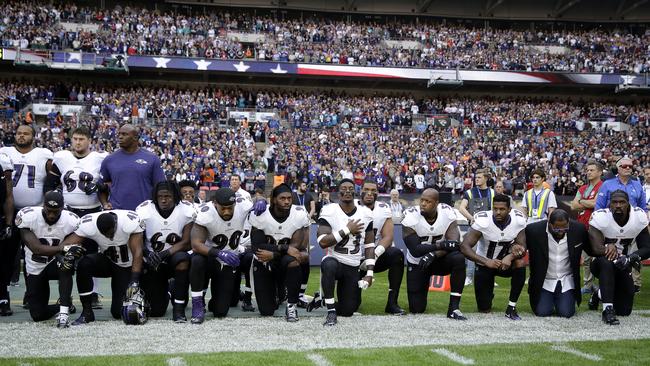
[15,139,32,149]
[156,203,174,218]
[612,210,626,224]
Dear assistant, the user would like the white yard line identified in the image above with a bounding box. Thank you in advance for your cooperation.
[550,344,602,361]
[166,357,187,366]
[306,353,334,366]
[431,348,475,365]
[1,312,649,358]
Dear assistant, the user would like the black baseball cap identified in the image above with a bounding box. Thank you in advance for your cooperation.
[44,191,64,209]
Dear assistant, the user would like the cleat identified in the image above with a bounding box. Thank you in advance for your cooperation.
[91,293,103,309]
[306,292,322,312]
[285,304,299,322]
[241,299,256,312]
[56,313,70,328]
[580,286,593,295]
[56,298,76,314]
[464,278,473,286]
[505,305,521,320]
[447,309,468,321]
[588,291,600,311]
[385,304,406,315]
[190,297,205,324]
[323,311,337,326]
[172,302,187,323]
[72,311,95,325]
[22,296,29,310]
[602,305,619,325]
[0,301,13,316]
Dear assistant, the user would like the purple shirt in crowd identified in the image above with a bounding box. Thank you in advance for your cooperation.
[99,148,166,211]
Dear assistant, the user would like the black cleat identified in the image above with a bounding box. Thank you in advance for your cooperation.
[588,291,600,311]
[91,293,103,309]
[323,311,337,326]
[505,305,522,320]
[447,309,468,321]
[22,296,29,310]
[306,292,322,312]
[602,305,620,325]
[385,303,406,315]
[241,299,256,312]
[72,311,95,326]
[172,302,187,323]
[0,301,13,316]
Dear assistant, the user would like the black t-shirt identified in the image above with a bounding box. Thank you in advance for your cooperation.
[292,192,314,212]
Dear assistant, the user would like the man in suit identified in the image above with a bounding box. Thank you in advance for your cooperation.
[526,209,592,318]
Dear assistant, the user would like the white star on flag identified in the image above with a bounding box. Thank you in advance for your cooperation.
[270,64,287,74]
[233,61,250,72]
[153,57,171,68]
[194,59,212,70]
[67,52,82,63]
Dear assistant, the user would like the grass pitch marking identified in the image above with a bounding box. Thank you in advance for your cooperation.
[306,353,334,366]
[431,348,475,365]
[550,344,602,361]
[166,357,187,366]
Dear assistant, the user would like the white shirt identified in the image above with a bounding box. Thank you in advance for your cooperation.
[543,230,574,293]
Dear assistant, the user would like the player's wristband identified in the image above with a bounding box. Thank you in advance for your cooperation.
[364,258,376,267]
[342,227,351,236]
[374,245,386,258]
[333,231,343,243]
[365,270,374,277]
[364,243,375,249]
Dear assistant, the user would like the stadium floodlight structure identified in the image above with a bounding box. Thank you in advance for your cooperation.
[428,68,463,88]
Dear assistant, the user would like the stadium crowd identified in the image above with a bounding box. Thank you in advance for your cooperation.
[1,83,649,200]
[2,1,650,73]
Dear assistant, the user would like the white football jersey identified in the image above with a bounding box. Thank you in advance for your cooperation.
[0,152,12,172]
[249,205,311,246]
[365,200,392,245]
[136,200,196,252]
[402,204,457,265]
[16,207,79,275]
[53,150,107,209]
[472,210,527,261]
[74,210,145,267]
[319,203,374,267]
[194,198,253,253]
[590,207,649,255]
[0,146,53,209]
[234,188,252,202]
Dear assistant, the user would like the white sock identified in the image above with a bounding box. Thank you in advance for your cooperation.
[508,301,517,307]
[92,278,99,293]
[602,302,613,310]
[191,291,203,298]
[60,306,69,314]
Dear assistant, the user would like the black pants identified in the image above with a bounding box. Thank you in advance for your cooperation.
[407,251,465,314]
[0,217,20,302]
[25,260,74,322]
[142,251,190,317]
[358,246,404,308]
[474,265,526,312]
[67,206,102,253]
[77,253,131,319]
[591,256,635,316]
[253,254,302,316]
[190,253,236,317]
[320,257,360,317]
[230,251,255,306]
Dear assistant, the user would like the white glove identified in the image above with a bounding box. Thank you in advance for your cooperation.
[358,280,369,290]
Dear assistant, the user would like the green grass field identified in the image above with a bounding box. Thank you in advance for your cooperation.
[3,339,650,365]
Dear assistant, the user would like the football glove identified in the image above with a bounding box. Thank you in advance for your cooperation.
[253,199,267,216]
[209,247,240,267]
[440,240,460,252]
[614,253,641,271]
[418,251,437,270]
[145,249,170,271]
[126,281,140,299]
[58,245,86,272]
[0,225,11,240]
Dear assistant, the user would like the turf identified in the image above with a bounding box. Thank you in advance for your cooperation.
[2,339,650,366]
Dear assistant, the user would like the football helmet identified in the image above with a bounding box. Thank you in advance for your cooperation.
[121,288,150,325]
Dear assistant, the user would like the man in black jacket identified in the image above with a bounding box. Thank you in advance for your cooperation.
[526,209,591,318]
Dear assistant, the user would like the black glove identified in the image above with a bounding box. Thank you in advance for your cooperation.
[126,281,140,299]
[58,245,86,272]
[145,249,170,271]
[0,224,11,241]
[418,251,437,270]
[614,253,641,271]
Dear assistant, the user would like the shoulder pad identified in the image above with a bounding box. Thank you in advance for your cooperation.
[16,207,37,228]
[78,215,98,237]
[66,211,80,221]
[473,211,491,230]
[41,148,54,160]
[121,211,143,233]
[589,209,609,230]
[401,206,420,228]
[377,202,389,209]
[634,208,649,226]
[512,210,527,226]
[0,153,11,171]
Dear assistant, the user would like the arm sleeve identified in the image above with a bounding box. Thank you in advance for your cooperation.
[632,229,650,260]
[404,232,435,257]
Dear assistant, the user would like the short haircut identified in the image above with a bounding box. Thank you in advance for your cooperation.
[178,180,197,191]
[72,126,92,139]
[230,174,241,181]
[18,124,36,138]
[492,193,511,208]
[549,209,570,224]
[586,160,603,171]
[476,169,491,180]
[531,169,546,180]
